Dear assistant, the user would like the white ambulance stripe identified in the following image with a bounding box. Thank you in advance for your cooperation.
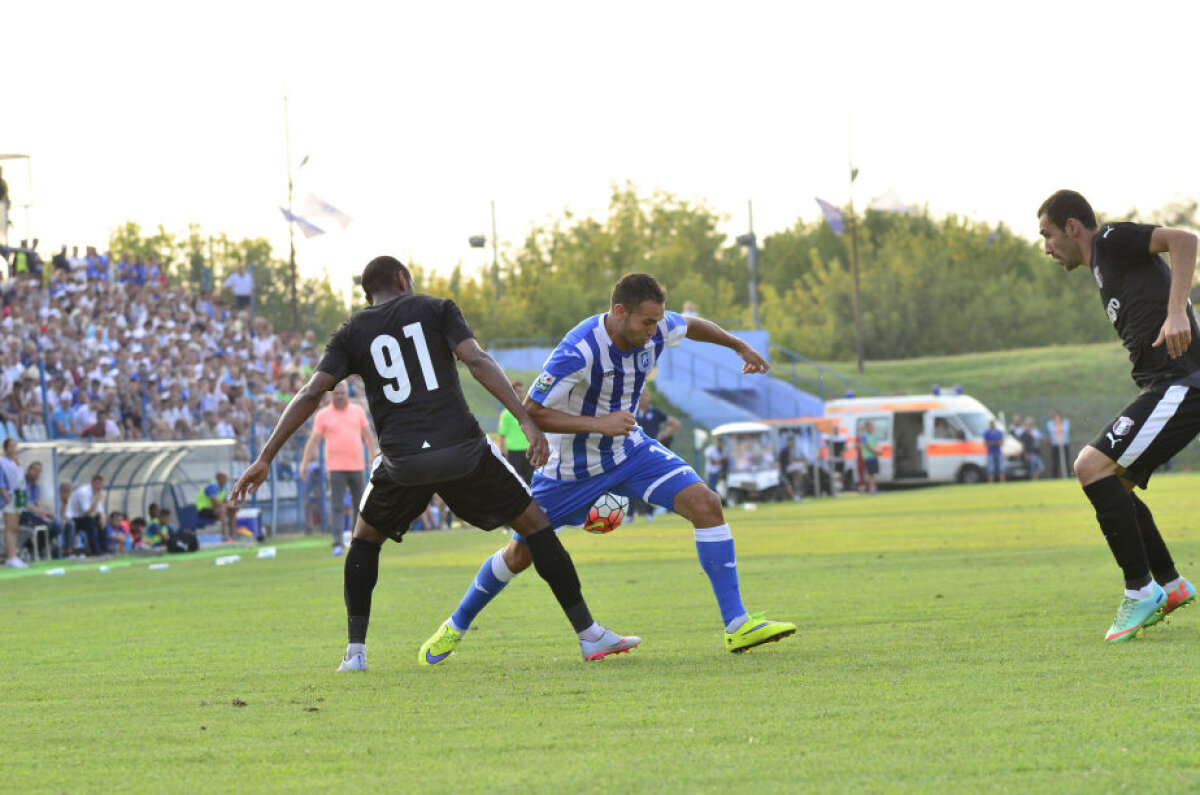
[642,465,692,502]
[358,454,384,513]
[487,437,531,496]
[1118,385,1187,468]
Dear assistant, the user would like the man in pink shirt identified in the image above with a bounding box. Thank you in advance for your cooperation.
[300,380,378,556]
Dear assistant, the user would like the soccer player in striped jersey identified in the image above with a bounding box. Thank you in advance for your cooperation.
[418,273,796,664]
[1038,190,1198,642]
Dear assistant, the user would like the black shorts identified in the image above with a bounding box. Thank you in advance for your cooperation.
[359,439,532,542]
[864,458,880,476]
[505,449,535,485]
[1089,379,1200,488]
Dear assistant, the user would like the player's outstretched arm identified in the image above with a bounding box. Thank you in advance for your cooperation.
[683,316,770,374]
[454,339,549,468]
[1150,227,1199,359]
[230,371,335,506]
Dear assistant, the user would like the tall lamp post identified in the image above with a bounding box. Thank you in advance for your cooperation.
[848,166,865,373]
[736,200,760,330]
[283,95,300,333]
[468,199,501,295]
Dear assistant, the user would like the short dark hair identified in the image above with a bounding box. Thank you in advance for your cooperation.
[1037,190,1097,231]
[611,273,666,310]
[360,256,411,300]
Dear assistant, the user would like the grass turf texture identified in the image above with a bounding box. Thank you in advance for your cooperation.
[5,477,1200,791]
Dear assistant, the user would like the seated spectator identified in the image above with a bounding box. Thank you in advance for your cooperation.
[18,460,61,557]
[128,517,147,548]
[71,399,97,436]
[105,510,130,551]
[50,396,75,439]
[145,506,172,548]
[195,470,233,540]
[80,409,120,439]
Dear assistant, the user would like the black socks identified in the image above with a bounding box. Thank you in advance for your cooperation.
[344,537,382,643]
[1082,477,1152,591]
[1129,491,1180,586]
[524,527,594,633]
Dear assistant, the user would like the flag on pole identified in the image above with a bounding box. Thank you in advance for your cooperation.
[303,193,353,230]
[814,198,845,235]
[279,207,325,238]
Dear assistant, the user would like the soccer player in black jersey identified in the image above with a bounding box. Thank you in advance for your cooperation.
[1038,189,1199,642]
[230,255,638,669]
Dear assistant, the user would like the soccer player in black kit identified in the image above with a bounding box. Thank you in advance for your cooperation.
[1038,190,1198,642]
[230,256,638,670]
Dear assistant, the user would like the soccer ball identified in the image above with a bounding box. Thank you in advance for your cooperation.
[584,493,628,534]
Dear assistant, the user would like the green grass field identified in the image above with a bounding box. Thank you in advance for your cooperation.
[5,477,1200,792]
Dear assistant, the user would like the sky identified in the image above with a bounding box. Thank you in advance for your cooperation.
[6,1,1200,295]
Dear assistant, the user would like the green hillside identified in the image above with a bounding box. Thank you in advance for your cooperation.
[822,342,1199,469]
[821,342,1134,429]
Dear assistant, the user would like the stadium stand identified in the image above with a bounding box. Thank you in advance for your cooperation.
[0,246,340,559]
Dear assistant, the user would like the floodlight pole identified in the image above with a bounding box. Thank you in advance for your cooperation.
[490,199,500,296]
[848,166,865,373]
[284,93,299,333]
[737,200,760,331]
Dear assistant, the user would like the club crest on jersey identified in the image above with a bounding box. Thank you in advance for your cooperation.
[534,373,555,394]
[636,351,652,372]
[1106,297,1120,324]
[1112,416,1135,437]
[1092,265,1103,289]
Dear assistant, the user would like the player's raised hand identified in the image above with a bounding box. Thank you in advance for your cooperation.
[596,411,637,437]
[229,461,269,508]
[739,345,771,374]
[520,419,550,468]
[1153,311,1192,359]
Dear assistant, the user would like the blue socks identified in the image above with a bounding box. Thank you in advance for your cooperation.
[450,550,515,631]
[694,524,747,627]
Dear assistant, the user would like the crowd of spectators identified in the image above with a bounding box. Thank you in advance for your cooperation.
[0,244,327,466]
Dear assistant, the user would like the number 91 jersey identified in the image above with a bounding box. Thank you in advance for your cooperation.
[316,294,483,456]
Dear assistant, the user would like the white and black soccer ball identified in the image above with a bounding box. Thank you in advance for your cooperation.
[584,492,629,534]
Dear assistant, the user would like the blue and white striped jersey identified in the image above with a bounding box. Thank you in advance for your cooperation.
[530,311,688,480]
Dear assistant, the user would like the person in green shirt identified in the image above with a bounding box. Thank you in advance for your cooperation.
[195,470,233,540]
[860,420,880,495]
[496,380,534,484]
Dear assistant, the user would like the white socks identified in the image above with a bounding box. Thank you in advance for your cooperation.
[1160,577,1182,594]
[1125,584,1156,601]
[490,549,516,583]
[345,643,366,659]
[577,622,604,642]
[724,613,750,634]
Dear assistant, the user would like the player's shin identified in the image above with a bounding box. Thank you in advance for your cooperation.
[694,524,748,630]
[523,526,595,634]
[1083,477,1153,594]
[449,549,515,631]
[344,537,382,643]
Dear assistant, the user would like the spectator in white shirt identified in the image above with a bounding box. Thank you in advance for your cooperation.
[222,265,254,311]
[67,474,107,557]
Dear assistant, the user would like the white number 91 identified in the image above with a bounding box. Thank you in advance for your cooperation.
[369,323,439,403]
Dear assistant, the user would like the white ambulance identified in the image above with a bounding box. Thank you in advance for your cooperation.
[824,393,1026,486]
